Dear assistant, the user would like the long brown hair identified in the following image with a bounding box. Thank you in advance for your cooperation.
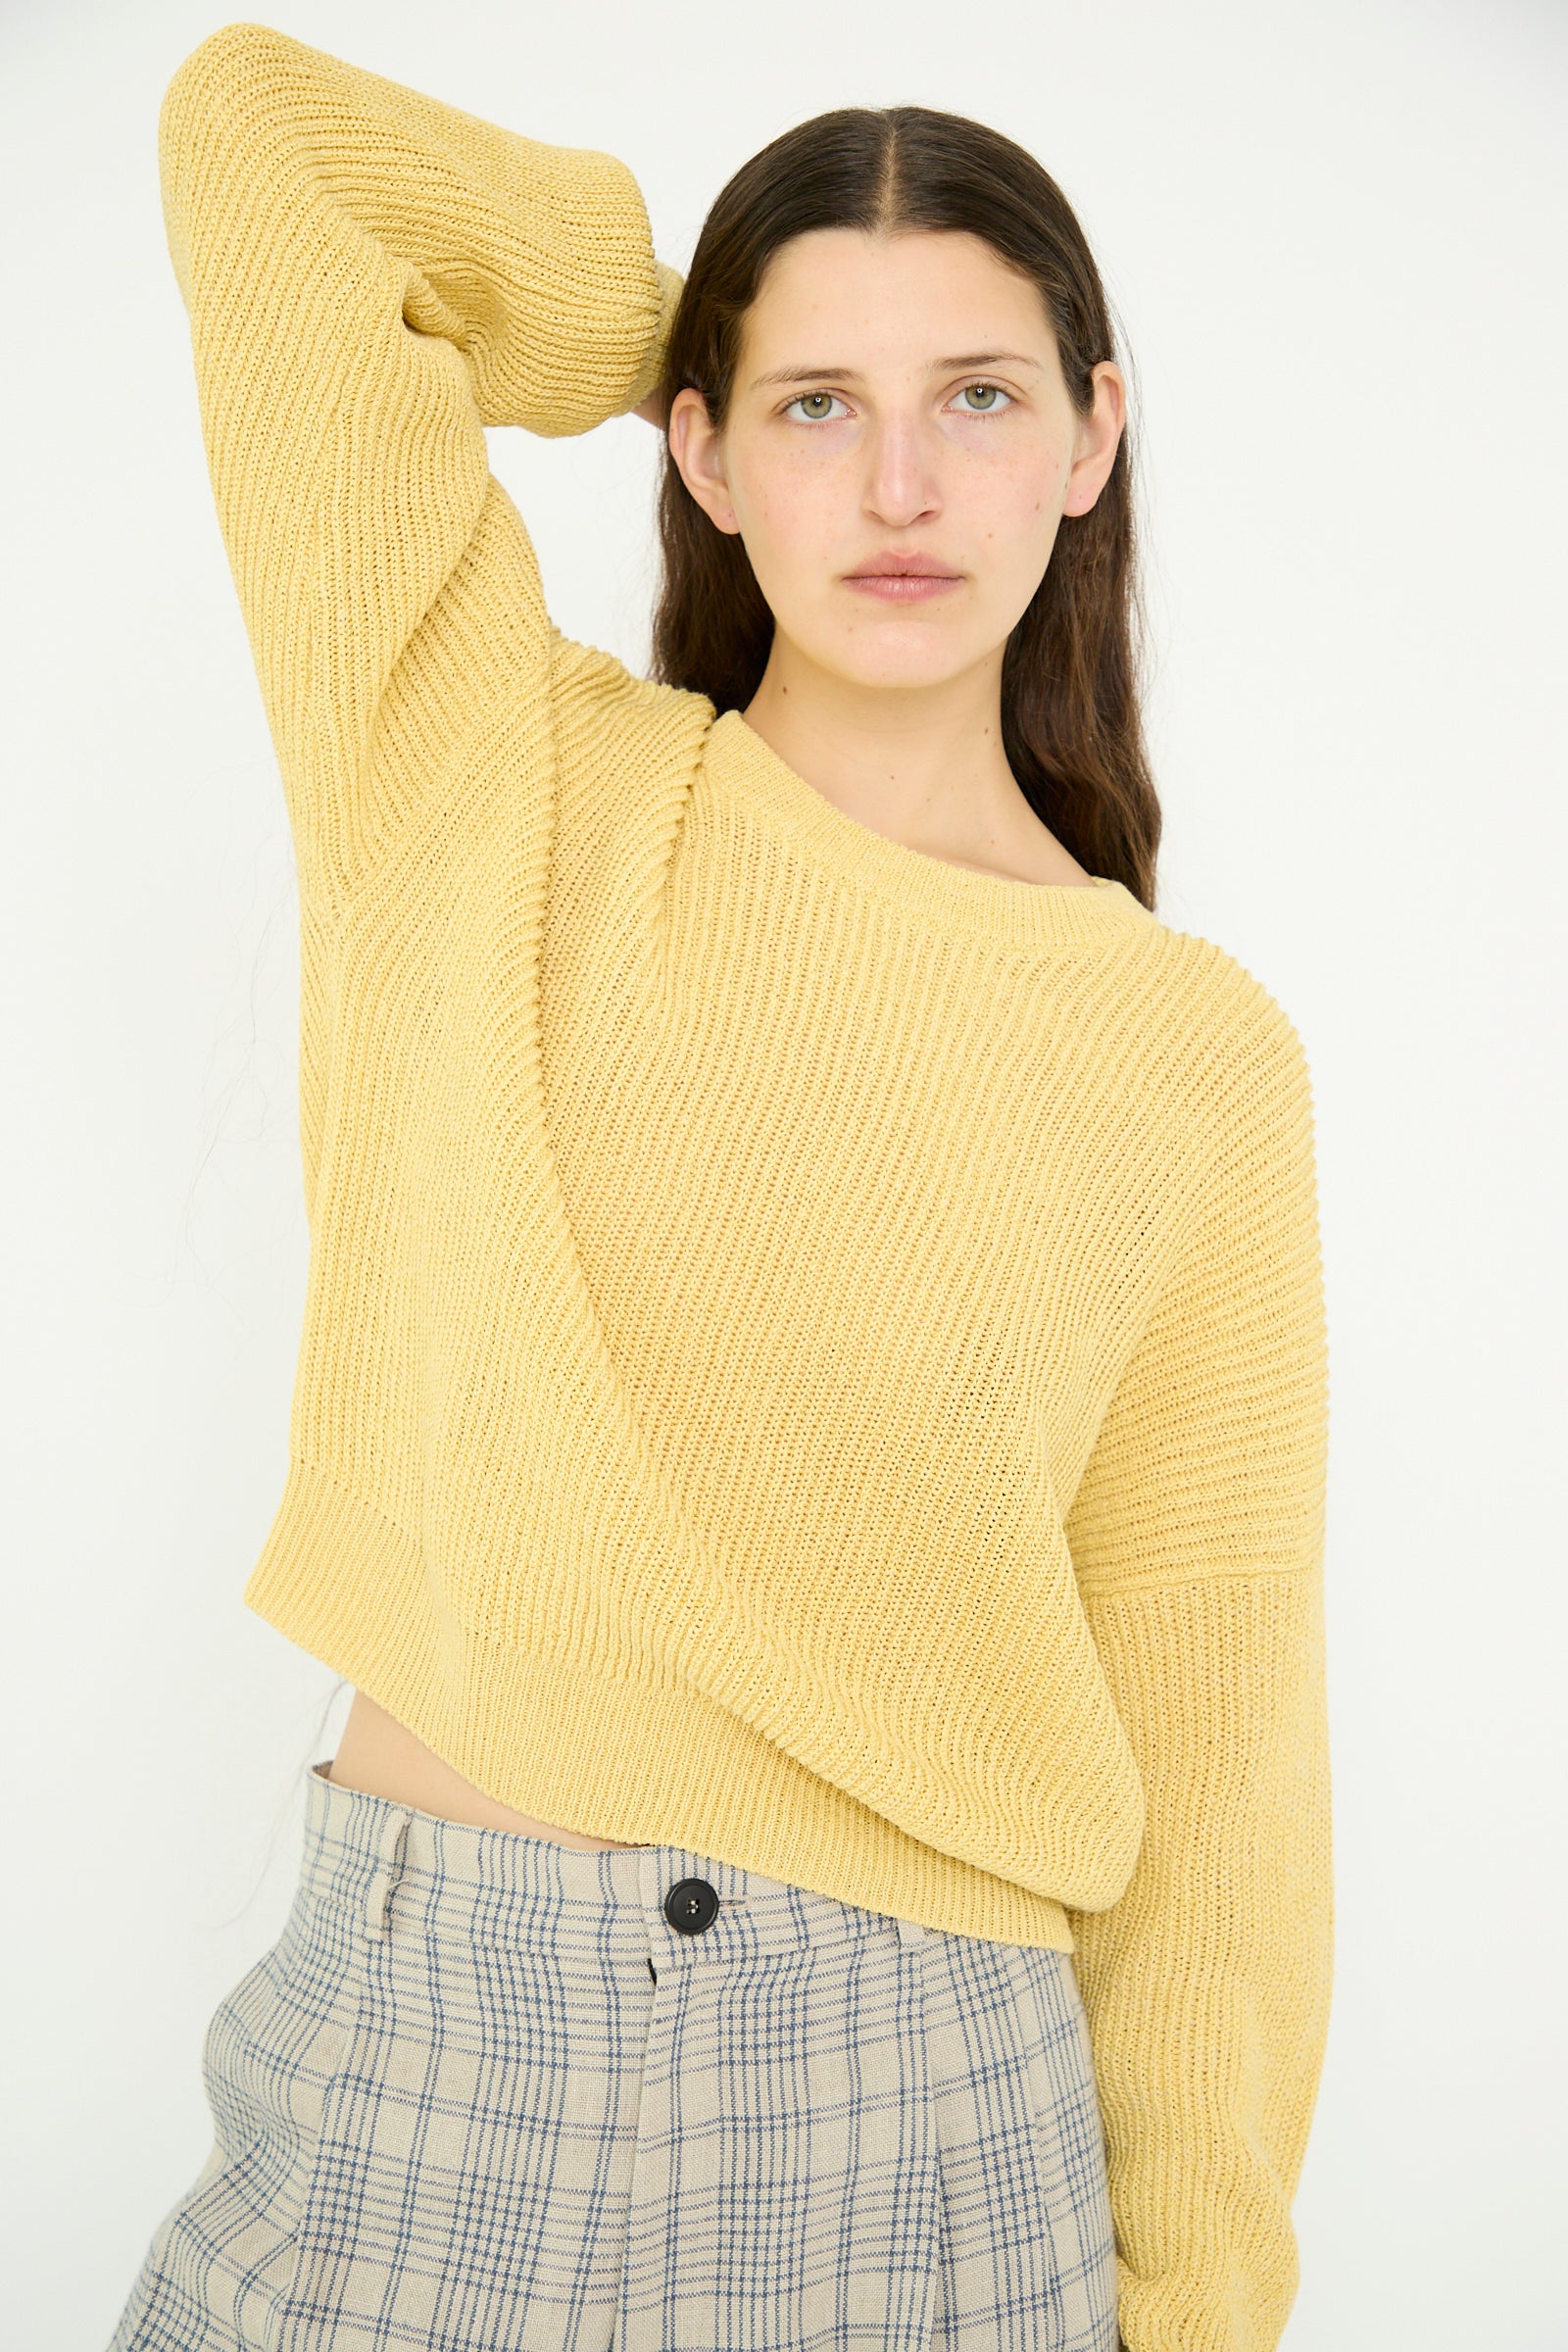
[648,105,1162,910]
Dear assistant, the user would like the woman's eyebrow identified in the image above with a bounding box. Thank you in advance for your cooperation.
[750,350,1045,390]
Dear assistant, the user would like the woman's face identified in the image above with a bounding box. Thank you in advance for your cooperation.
[666,226,1125,693]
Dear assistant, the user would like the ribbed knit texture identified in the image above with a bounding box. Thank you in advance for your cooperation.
[158,27,1333,2352]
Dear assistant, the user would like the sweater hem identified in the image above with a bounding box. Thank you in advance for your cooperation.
[242,1455,1079,1955]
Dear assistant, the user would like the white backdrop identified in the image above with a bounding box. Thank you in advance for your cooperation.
[3,1,1564,2344]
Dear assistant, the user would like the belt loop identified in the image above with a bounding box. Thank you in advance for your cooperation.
[362,1803,412,1941]
[895,1913,928,1948]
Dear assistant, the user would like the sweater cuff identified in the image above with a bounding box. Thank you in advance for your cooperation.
[619,259,685,416]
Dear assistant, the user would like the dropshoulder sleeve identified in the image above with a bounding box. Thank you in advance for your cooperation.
[1061,981,1334,2352]
[156,20,683,910]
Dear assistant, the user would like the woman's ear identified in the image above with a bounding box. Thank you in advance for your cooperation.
[666,388,743,536]
[1061,361,1127,518]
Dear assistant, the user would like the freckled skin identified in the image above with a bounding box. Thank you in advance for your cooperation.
[663,226,1125,886]
[665,230,1082,694]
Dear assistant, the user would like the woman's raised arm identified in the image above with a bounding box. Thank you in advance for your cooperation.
[158,21,681,912]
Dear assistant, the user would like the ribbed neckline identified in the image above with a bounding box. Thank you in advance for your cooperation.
[702,710,1152,952]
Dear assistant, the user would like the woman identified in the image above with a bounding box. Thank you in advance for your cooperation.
[112,21,1331,2352]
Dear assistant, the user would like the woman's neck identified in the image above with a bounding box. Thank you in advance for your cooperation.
[740,657,1095,891]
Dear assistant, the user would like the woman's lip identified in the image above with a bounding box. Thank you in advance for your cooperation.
[844,573,963,599]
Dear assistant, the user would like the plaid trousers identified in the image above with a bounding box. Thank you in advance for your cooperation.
[108,1760,1119,2350]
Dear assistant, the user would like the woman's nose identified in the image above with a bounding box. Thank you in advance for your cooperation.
[861,416,943,528]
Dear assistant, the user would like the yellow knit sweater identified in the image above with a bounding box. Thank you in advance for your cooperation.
[158,25,1332,2351]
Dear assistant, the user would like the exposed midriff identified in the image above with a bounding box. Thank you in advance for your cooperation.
[325,1689,649,1849]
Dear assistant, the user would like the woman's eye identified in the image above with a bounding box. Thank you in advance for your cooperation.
[952,381,1012,414]
[784,390,851,422]
[782,381,1013,423]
